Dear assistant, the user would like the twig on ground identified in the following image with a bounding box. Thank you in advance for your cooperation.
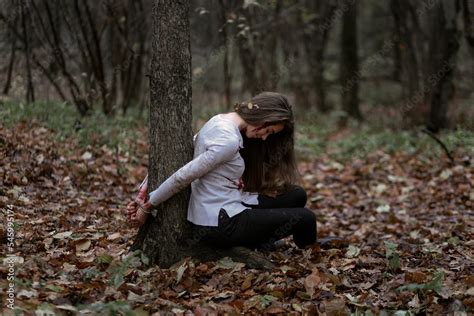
[421,128,455,165]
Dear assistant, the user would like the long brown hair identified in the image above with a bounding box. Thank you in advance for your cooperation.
[235,91,301,197]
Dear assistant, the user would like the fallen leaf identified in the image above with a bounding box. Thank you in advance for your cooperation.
[345,245,361,258]
[75,239,91,252]
[81,151,93,160]
[376,204,391,213]
[304,268,322,298]
[53,231,73,239]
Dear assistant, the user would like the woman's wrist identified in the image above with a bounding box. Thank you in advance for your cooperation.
[138,201,153,214]
[144,201,152,210]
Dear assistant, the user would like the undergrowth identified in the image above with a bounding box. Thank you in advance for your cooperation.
[1,101,472,162]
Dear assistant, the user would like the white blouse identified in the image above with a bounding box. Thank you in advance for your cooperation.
[144,114,259,226]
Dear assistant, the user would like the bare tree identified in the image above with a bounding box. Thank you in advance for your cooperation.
[302,0,338,112]
[130,0,194,267]
[462,0,474,53]
[426,0,462,131]
[340,0,361,121]
[0,0,151,116]
[20,0,35,103]
[235,1,282,96]
[130,0,273,269]
[278,1,311,109]
[3,9,18,95]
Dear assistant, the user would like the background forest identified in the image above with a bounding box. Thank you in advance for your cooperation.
[1,0,473,130]
[1,0,473,315]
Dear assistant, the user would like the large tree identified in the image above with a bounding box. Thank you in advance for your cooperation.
[392,0,461,129]
[130,0,273,269]
[426,0,461,131]
[340,0,361,121]
[302,0,338,113]
[130,0,194,268]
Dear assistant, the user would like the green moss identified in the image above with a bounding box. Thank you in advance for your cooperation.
[0,101,147,154]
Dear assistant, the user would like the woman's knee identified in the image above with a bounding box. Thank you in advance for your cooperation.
[300,207,316,225]
[289,185,307,208]
[293,208,316,248]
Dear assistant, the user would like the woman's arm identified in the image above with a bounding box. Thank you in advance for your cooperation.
[136,133,197,198]
[148,129,240,209]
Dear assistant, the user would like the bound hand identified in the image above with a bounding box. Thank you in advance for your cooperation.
[127,199,152,227]
[126,177,152,227]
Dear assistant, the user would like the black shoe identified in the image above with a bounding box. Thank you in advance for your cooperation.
[317,236,349,249]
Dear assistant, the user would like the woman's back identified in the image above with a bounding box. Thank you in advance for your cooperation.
[186,114,248,226]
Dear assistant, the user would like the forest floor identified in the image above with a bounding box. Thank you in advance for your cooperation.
[1,119,473,315]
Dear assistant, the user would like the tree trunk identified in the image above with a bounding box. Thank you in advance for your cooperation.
[340,0,361,121]
[462,0,474,56]
[302,0,338,113]
[131,0,194,268]
[236,3,259,96]
[3,16,18,95]
[279,1,311,110]
[130,0,275,270]
[20,0,35,103]
[219,0,232,110]
[426,0,461,131]
[390,0,426,126]
[391,2,403,82]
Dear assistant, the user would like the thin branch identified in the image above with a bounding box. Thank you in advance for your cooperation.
[422,128,455,164]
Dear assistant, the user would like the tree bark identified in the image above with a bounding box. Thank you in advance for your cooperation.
[236,3,259,96]
[426,0,461,131]
[462,0,474,56]
[218,0,232,110]
[391,1,403,82]
[390,0,426,126]
[20,0,35,103]
[279,1,311,110]
[3,15,18,95]
[130,0,275,270]
[131,0,194,268]
[302,0,338,113]
[340,0,361,121]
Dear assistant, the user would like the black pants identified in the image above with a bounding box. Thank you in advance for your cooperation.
[191,185,317,250]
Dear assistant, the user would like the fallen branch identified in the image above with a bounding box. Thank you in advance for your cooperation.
[421,128,455,165]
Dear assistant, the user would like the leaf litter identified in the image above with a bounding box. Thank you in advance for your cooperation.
[0,121,472,314]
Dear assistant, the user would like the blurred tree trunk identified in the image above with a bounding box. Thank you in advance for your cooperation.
[462,0,474,56]
[340,0,361,122]
[102,0,124,114]
[219,0,232,109]
[391,2,402,82]
[129,0,148,112]
[120,0,148,115]
[280,1,311,109]
[3,14,18,95]
[390,0,426,126]
[236,3,259,96]
[426,0,461,131]
[20,0,35,103]
[302,0,338,112]
[131,0,194,268]
[235,1,282,96]
[392,0,462,129]
[258,1,280,92]
[84,1,109,114]
[37,0,91,115]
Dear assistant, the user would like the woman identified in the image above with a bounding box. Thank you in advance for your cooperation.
[126,91,316,250]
